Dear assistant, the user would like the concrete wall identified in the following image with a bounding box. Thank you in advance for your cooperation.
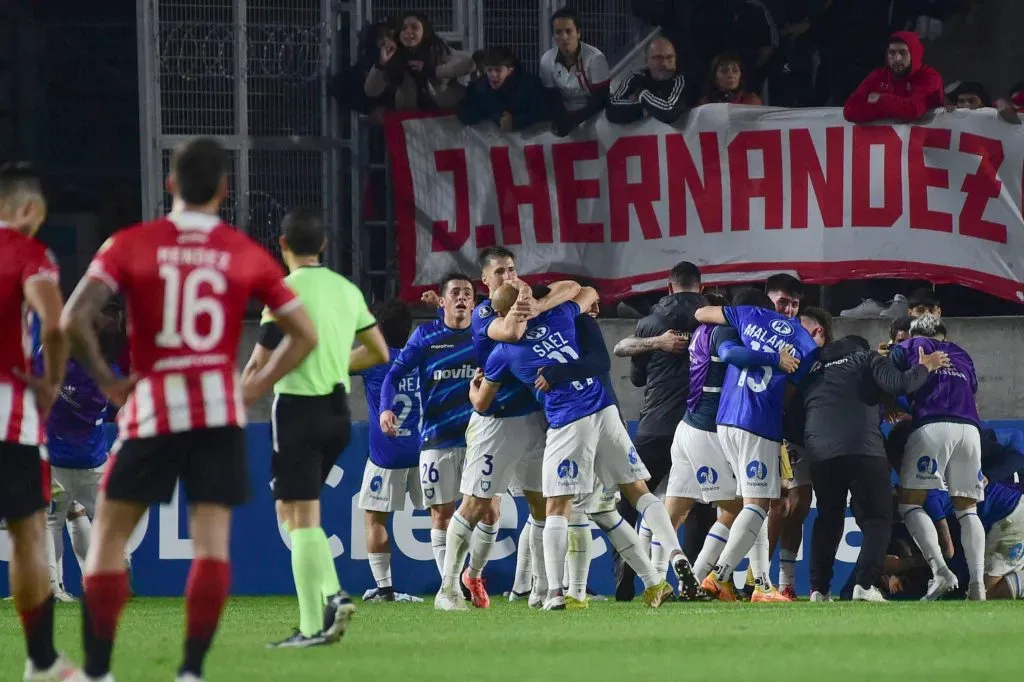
[239,316,1023,423]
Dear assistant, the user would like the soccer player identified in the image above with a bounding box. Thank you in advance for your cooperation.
[435,247,581,610]
[667,290,799,584]
[63,137,318,682]
[355,299,423,601]
[765,273,810,600]
[963,481,1024,599]
[695,292,826,602]
[473,284,689,609]
[244,208,388,647]
[890,314,986,600]
[0,162,78,680]
[907,288,941,318]
[379,273,477,585]
[37,301,125,602]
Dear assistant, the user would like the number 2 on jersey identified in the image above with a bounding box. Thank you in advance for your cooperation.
[156,265,227,352]
[392,394,414,437]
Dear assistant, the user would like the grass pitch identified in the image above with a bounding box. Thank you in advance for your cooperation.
[1,596,1020,681]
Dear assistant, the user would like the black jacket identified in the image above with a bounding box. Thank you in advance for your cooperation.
[795,336,929,462]
[631,292,706,438]
[607,69,688,124]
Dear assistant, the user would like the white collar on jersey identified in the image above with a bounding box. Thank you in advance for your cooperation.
[167,210,221,232]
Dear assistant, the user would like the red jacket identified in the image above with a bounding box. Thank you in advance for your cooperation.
[843,31,944,123]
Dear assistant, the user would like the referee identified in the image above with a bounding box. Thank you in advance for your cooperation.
[243,208,389,647]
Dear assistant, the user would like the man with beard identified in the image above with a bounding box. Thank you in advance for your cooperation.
[844,30,943,123]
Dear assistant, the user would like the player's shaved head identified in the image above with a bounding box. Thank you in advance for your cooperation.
[0,162,47,235]
[491,284,520,317]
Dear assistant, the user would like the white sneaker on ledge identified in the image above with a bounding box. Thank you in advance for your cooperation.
[840,299,886,318]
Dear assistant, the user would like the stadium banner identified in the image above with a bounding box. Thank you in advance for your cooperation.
[385,105,1024,304]
[0,423,864,598]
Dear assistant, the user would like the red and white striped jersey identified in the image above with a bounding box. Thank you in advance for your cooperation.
[86,211,298,440]
[0,227,60,446]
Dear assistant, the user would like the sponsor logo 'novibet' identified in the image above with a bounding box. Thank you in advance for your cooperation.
[432,364,476,381]
[387,106,1024,305]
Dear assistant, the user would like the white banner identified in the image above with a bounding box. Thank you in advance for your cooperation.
[386,105,1024,303]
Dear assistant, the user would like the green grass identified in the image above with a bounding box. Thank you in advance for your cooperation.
[2,597,1022,681]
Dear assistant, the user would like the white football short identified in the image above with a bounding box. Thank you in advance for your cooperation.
[419,447,466,506]
[51,463,106,518]
[575,484,620,515]
[357,461,425,513]
[668,422,736,503]
[783,443,812,489]
[900,422,984,501]
[461,411,545,499]
[986,498,1024,577]
[718,425,782,500]
[543,405,649,498]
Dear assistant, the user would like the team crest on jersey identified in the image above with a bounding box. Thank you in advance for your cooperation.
[770,319,793,336]
[627,447,639,465]
[424,489,435,500]
[481,481,491,492]
[525,325,549,341]
[370,475,383,493]
[478,305,493,318]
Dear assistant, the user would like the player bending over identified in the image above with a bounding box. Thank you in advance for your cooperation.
[473,284,695,609]
[64,137,318,682]
[355,299,424,601]
[695,292,825,602]
[380,273,477,584]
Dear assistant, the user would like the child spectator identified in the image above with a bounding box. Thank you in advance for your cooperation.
[457,47,549,132]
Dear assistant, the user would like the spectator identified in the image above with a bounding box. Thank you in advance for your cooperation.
[457,47,549,132]
[907,287,941,318]
[843,30,943,123]
[946,80,991,109]
[996,81,1024,125]
[539,7,611,137]
[606,36,688,125]
[699,52,762,105]
[363,12,474,113]
[330,21,395,122]
[878,315,913,356]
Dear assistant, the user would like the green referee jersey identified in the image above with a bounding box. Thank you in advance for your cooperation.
[259,266,376,396]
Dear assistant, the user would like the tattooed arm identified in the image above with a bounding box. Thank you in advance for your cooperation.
[60,278,128,403]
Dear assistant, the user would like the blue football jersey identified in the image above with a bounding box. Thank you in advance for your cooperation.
[716,306,819,441]
[357,347,421,469]
[382,321,476,450]
[471,300,542,419]
[484,302,612,429]
[927,482,1020,532]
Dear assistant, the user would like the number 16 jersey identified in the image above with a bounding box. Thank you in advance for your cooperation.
[85,211,298,440]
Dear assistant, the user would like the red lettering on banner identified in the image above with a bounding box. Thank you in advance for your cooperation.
[728,130,783,231]
[789,128,844,229]
[851,126,902,227]
[666,132,723,236]
[552,140,604,243]
[907,127,953,233]
[607,135,662,242]
[431,149,471,251]
[959,134,1007,244]
[490,145,554,245]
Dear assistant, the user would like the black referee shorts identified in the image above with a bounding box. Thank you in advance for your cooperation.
[0,442,50,522]
[270,387,352,501]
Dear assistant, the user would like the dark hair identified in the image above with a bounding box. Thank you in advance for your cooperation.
[372,299,413,349]
[704,52,747,100]
[889,315,913,342]
[669,261,701,290]
[481,46,516,68]
[703,292,728,306]
[765,273,803,298]
[950,80,991,107]
[908,287,940,310]
[280,208,326,256]
[393,12,451,67]
[531,284,551,299]
[551,6,580,31]
[170,137,228,205]
[478,246,516,270]
[800,306,833,344]
[733,287,774,309]
[439,271,474,296]
[0,162,43,205]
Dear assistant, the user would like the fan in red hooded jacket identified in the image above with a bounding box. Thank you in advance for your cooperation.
[843,31,944,123]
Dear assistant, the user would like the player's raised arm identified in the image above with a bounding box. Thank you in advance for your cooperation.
[471,350,506,412]
[694,305,726,325]
[572,286,599,313]
[21,263,67,412]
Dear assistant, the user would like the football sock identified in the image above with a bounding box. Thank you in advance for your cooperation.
[713,505,766,581]
[542,516,568,597]
[567,513,591,601]
[317,532,341,601]
[636,493,682,554]
[750,519,772,591]
[530,518,548,594]
[779,549,798,590]
[695,522,730,582]
[180,558,230,678]
[440,514,473,591]
[430,529,447,577]
[368,552,392,589]
[511,520,534,594]
[290,528,328,637]
[956,508,986,587]
[68,515,92,569]
[638,521,654,559]
[19,594,57,672]
[82,571,130,678]
[900,504,947,575]
[592,511,661,589]
[467,521,499,579]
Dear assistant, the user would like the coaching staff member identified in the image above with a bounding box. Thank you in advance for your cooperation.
[244,208,389,646]
[792,332,949,602]
[612,261,705,600]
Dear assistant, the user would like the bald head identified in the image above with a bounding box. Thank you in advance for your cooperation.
[491,283,520,317]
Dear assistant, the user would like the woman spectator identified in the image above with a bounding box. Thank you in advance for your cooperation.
[699,53,762,105]
[363,12,474,114]
[539,7,610,137]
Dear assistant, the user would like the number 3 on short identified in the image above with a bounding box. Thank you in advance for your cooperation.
[421,462,440,484]
[481,454,494,477]
[156,265,227,352]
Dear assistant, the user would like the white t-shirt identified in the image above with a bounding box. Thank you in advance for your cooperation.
[539,42,611,112]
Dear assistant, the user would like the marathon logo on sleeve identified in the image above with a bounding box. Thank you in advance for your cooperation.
[432,364,476,381]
